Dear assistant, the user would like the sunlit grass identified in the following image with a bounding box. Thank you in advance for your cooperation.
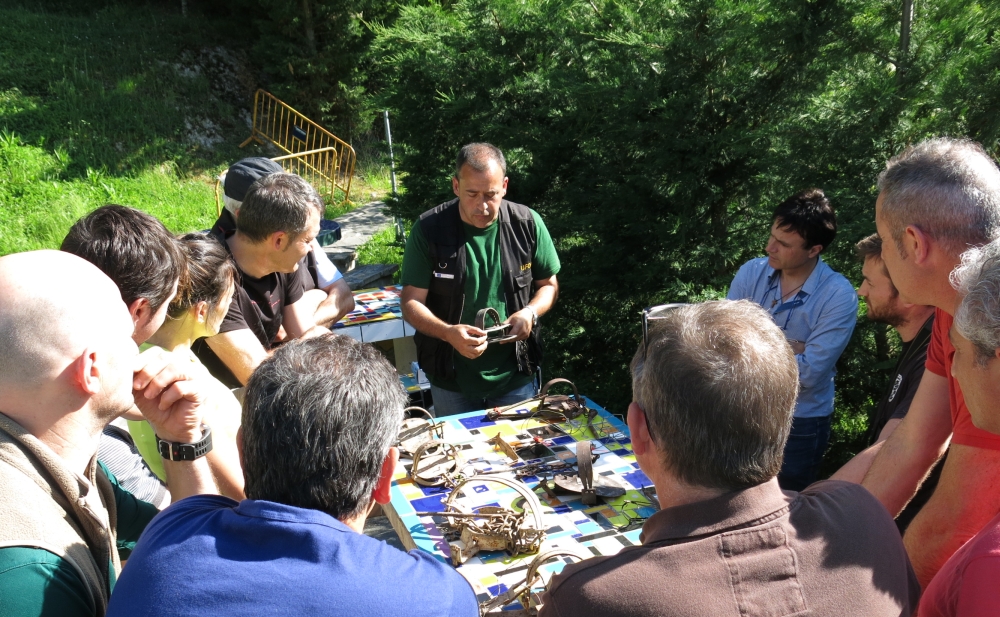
[0,4,382,254]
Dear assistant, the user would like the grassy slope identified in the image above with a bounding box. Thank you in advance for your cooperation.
[0,5,262,254]
[0,4,399,257]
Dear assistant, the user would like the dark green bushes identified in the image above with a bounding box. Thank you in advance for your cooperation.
[370,0,1000,466]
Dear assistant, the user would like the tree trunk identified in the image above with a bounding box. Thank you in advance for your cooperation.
[897,0,914,84]
[302,0,317,55]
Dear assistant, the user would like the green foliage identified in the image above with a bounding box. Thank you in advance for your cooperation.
[356,225,406,282]
[250,0,409,139]
[372,0,1000,467]
[0,4,275,252]
[0,130,218,253]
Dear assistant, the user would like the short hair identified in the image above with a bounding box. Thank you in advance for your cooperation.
[878,137,1000,256]
[855,232,883,263]
[856,233,897,297]
[630,300,798,490]
[772,188,837,251]
[953,240,1000,364]
[455,142,506,177]
[241,334,407,519]
[167,233,237,319]
[236,173,324,243]
[61,204,184,310]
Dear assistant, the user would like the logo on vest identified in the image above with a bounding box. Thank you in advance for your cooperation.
[888,373,903,402]
[520,262,532,272]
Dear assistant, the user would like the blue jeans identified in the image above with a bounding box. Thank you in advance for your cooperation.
[778,415,832,492]
[430,380,537,417]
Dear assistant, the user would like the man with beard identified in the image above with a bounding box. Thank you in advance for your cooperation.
[837,234,939,532]
[856,233,936,444]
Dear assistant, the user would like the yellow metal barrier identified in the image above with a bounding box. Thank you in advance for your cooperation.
[240,89,356,202]
[214,147,340,217]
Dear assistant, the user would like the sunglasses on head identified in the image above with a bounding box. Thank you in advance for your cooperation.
[641,303,687,360]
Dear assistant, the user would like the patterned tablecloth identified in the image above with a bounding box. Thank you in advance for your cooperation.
[384,399,657,609]
[332,284,404,327]
[332,285,416,343]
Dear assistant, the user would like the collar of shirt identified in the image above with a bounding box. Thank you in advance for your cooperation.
[235,498,354,533]
[766,256,832,302]
[638,478,791,545]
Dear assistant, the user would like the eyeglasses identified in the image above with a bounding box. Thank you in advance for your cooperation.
[641,303,687,360]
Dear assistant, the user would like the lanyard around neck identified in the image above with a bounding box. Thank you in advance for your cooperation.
[762,274,806,329]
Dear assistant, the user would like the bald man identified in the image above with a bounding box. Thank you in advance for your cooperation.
[0,251,219,617]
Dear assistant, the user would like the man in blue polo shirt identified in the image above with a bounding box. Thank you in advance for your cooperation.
[107,334,478,617]
[727,188,857,491]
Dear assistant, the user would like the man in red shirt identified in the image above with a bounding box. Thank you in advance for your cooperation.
[833,137,1000,588]
[918,241,1000,616]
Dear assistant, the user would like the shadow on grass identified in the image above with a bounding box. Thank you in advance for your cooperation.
[0,3,284,252]
[0,4,259,179]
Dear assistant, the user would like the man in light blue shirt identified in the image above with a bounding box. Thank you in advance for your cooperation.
[727,188,858,491]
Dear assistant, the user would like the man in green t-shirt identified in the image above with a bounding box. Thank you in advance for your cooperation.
[401,143,561,416]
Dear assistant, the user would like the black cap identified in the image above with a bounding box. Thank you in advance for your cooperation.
[223,158,283,202]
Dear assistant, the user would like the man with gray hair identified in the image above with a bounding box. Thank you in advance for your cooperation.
[915,241,1000,616]
[832,137,1000,589]
[539,300,919,617]
[194,172,329,388]
[401,142,561,415]
[106,334,478,616]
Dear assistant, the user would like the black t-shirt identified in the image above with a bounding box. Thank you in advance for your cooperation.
[211,209,237,236]
[192,225,310,388]
[866,315,935,445]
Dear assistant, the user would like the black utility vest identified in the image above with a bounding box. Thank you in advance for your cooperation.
[415,198,542,381]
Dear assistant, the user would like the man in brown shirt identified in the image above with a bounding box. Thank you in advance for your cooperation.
[540,300,920,617]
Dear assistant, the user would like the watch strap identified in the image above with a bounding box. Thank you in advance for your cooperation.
[526,305,539,327]
[157,424,213,461]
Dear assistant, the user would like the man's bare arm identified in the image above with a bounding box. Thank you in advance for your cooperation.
[132,351,218,500]
[204,329,270,386]
[860,370,953,516]
[903,443,1000,588]
[830,418,902,484]
[282,298,326,340]
[505,275,558,341]
[401,285,487,359]
[312,279,355,327]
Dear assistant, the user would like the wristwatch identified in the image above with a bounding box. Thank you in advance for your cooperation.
[526,305,539,328]
[157,424,213,461]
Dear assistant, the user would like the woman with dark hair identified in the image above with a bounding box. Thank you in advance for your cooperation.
[129,232,245,499]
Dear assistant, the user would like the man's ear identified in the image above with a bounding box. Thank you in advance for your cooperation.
[806,244,823,260]
[270,231,288,252]
[905,225,930,264]
[70,348,103,396]
[372,446,400,505]
[627,402,653,457]
[452,175,461,198]
[127,297,151,332]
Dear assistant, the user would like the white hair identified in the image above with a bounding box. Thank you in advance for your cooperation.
[953,239,1000,363]
[223,194,241,215]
